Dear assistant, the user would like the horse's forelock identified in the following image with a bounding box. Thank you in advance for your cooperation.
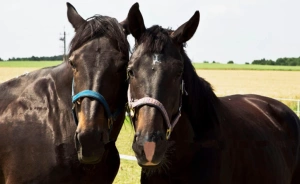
[68,15,129,58]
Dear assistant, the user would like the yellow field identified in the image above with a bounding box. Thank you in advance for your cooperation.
[1,68,299,99]
[197,70,300,99]
[0,67,38,82]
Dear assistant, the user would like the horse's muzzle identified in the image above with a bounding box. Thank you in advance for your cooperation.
[132,132,167,166]
[75,132,106,164]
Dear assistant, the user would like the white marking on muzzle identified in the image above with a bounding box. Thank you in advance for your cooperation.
[144,141,156,162]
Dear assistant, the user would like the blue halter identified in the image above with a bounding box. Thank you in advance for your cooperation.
[71,79,122,131]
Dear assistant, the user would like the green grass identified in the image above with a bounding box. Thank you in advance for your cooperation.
[115,119,141,183]
[0,61,62,68]
[192,63,300,71]
[1,61,300,71]
[113,159,140,184]
[116,117,136,156]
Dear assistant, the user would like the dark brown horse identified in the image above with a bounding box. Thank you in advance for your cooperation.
[123,4,300,184]
[0,3,129,183]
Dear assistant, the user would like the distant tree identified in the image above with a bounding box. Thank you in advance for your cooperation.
[266,60,275,65]
[245,62,249,65]
[227,60,234,64]
[275,58,287,66]
[203,61,209,63]
[212,61,216,63]
[0,58,3,61]
[251,57,300,66]
[252,58,274,65]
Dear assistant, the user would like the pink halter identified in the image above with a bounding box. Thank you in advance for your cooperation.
[127,80,187,140]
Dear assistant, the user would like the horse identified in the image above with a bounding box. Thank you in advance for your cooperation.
[0,2,129,183]
[122,4,300,184]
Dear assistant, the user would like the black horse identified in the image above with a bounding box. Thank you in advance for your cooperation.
[123,4,300,184]
[0,3,129,183]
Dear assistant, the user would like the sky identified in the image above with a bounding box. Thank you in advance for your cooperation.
[0,0,299,64]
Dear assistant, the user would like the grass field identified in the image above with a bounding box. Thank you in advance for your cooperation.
[1,61,300,71]
[114,120,141,183]
[193,63,300,71]
[0,61,62,68]
[0,61,299,183]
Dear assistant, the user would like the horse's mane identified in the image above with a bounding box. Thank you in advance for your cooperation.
[181,50,220,139]
[69,15,129,56]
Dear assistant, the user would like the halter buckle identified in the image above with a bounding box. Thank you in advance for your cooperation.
[166,128,171,140]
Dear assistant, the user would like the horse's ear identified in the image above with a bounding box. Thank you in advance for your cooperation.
[120,2,146,40]
[67,2,86,31]
[171,11,200,44]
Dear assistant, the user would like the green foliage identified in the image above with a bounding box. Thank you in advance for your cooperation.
[227,60,234,64]
[192,63,300,71]
[252,57,300,66]
[0,58,3,61]
[7,55,63,61]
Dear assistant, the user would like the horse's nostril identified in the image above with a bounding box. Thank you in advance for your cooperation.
[134,134,138,143]
[74,132,81,150]
[151,132,164,142]
[141,149,145,157]
[159,134,164,141]
[134,132,141,143]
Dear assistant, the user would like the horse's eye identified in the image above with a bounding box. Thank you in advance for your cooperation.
[69,59,75,68]
[127,69,134,77]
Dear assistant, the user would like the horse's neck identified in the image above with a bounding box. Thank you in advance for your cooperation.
[171,111,194,143]
[49,62,73,106]
[182,55,220,141]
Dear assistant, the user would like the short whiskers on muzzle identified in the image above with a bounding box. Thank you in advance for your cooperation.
[142,141,176,176]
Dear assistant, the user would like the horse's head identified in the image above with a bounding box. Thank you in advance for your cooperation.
[67,3,129,164]
[123,4,199,166]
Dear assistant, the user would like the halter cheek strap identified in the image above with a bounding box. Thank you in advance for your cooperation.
[127,80,186,140]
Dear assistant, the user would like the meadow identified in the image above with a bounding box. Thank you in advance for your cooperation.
[0,61,299,183]
[0,61,62,68]
[193,63,300,71]
[1,61,300,70]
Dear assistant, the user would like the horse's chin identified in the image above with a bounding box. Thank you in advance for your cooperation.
[76,146,105,164]
[138,161,162,169]
[77,152,103,164]
[136,140,175,170]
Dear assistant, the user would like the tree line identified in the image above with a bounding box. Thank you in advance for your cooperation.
[251,57,300,66]
[0,55,64,61]
[203,56,300,66]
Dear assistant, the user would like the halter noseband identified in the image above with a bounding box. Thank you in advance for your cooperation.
[127,80,187,140]
[71,78,122,132]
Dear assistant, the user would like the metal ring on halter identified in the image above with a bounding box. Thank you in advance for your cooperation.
[166,129,171,140]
